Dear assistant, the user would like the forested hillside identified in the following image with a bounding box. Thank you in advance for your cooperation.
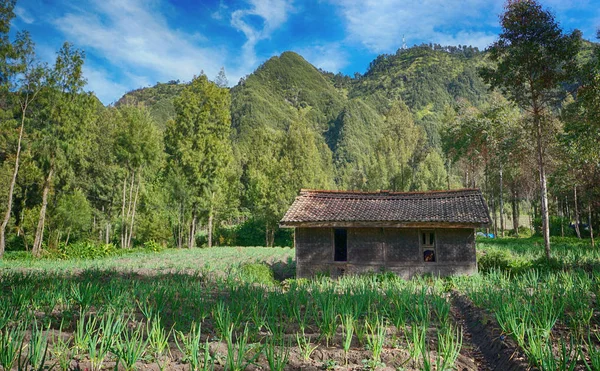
[124,46,491,192]
[1,0,598,255]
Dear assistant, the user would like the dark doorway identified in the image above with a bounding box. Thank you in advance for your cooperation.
[334,229,347,261]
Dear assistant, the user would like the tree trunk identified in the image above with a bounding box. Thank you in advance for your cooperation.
[512,187,519,237]
[559,197,564,238]
[589,204,595,248]
[535,118,551,259]
[120,176,127,248]
[446,160,451,190]
[177,204,183,249]
[105,219,110,245]
[485,164,490,235]
[32,167,54,257]
[529,204,534,236]
[208,211,213,248]
[490,185,497,237]
[127,173,141,249]
[499,167,505,237]
[188,210,196,249]
[22,227,28,252]
[268,228,275,247]
[0,109,27,258]
[265,222,269,247]
[123,172,135,248]
[574,186,581,239]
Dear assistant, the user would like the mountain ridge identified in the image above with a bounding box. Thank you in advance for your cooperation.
[114,46,494,190]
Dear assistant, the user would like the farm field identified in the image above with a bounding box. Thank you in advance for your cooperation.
[1,238,600,370]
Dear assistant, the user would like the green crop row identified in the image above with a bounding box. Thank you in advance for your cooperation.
[0,269,464,370]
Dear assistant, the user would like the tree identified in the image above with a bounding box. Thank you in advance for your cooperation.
[0,1,46,258]
[480,0,581,258]
[562,29,600,243]
[113,105,162,248]
[368,101,422,191]
[165,74,232,248]
[30,42,89,256]
[83,107,122,246]
[51,189,92,246]
[413,150,447,191]
[215,67,228,88]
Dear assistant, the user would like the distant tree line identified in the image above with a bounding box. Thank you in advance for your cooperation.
[0,0,598,258]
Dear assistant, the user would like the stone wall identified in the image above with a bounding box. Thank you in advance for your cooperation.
[295,227,477,278]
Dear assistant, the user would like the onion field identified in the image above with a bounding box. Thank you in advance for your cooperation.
[1,238,600,370]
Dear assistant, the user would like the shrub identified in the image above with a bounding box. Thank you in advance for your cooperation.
[2,251,35,261]
[477,249,531,274]
[533,216,576,237]
[5,234,29,252]
[214,219,293,247]
[43,241,120,260]
[238,263,276,285]
[143,240,165,252]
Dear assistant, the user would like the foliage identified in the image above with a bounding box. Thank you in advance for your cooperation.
[0,237,600,369]
[479,0,583,257]
[477,248,531,274]
[0,3,598,255]
[165,74,232,248]
[238,262,276,285]
[215,219,293,247]
[115,80,184,127]
[43,241,120,259]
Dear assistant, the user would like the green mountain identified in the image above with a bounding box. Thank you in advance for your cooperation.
[115,80,185,128]
[352,45,489,111]
[115,46,494,190]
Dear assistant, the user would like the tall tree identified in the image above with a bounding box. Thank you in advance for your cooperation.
[242,113,333,246]
[0,1,46,257]
[30,43,89,256]
[165,74,232,248]
[562,29,600,243]
[113,105,162,248]
[480,0,581,258]
[413,150,447,191]
[368,101,422,191]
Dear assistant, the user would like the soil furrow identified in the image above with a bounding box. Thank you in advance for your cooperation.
[451,292,531,371]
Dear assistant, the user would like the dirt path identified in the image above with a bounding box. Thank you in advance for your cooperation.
[451,292,531,371]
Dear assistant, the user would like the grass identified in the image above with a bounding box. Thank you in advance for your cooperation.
[0,237,598,370]
[0,246,294,275]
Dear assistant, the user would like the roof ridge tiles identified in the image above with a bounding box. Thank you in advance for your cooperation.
[282,188,491,225]
[299,188,481,196]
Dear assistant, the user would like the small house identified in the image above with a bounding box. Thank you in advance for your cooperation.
[279,189,490,278]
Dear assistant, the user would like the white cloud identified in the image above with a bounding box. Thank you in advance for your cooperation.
[83,65,129,105]
[52,0,228,104]
[211,0,229,20]
[14,6,35,24]
[231,0,293,67]
[331,0,501,52]
[296,43,349,73]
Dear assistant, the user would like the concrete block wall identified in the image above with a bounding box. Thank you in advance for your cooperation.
[295,227,477,279]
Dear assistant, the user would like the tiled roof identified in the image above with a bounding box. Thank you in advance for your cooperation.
[280,189,490,225]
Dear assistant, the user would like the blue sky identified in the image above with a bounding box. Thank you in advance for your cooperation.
[10,0,600,105]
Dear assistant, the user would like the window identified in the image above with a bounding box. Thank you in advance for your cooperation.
[334,229,347,262]
[421,230,436,262]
